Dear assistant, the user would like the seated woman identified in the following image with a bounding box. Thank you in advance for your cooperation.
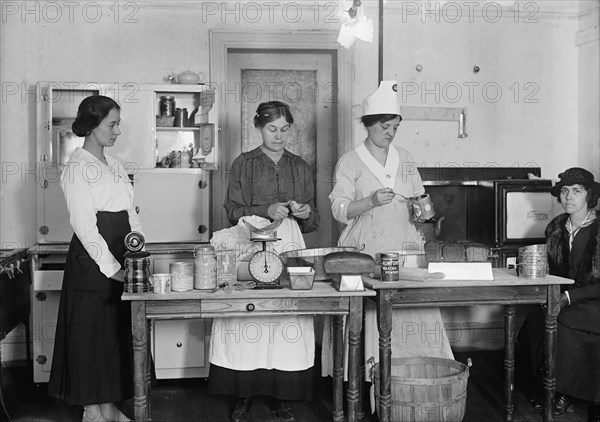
[208,101,319,422]
[518,167,600,421]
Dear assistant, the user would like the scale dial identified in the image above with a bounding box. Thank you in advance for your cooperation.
[248,250,284,284]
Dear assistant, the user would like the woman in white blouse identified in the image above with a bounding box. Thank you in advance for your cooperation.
[48,95,142,422]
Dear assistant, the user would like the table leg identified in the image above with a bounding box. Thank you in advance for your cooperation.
[347,297,364,422]
[131,301,149,421]
[504,305,516,421]
[377,292,393,422]
[332,314,344,422]
[543,285,560,422]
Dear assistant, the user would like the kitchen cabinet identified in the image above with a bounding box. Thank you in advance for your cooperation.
[29,246,211,383]
[35,82,218,244]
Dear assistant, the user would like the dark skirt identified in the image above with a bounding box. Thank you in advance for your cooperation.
[48,211,133,406]
[518,305,600,402]
[208,364,314,401]
[556,323,600,402]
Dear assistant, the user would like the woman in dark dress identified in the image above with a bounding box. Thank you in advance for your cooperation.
[519,167,600,421]
[48,95,142,422]
[209,101,319,422]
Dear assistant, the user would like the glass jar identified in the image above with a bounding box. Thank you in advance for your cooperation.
[159,96,175,117]
[124,257,151,293]
[194,244,217,290]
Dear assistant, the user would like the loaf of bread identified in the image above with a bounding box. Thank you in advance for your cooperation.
[323,252,375,274]
[425,240,489,262]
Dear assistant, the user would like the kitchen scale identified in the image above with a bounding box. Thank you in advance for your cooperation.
[244,219,285,289]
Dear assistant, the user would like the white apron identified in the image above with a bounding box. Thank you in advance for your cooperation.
[322,143,453,381]
[209,217,315,371]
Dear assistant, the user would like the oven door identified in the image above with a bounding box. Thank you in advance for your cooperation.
[495,180,561,246]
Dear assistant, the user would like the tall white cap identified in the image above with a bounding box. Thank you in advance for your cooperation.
[362,80,401,116]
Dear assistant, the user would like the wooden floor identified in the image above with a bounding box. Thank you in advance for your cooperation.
[0,351,590,422]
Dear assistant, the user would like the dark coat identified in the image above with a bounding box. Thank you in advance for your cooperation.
[546,213,600,401]
[546,213,600,334]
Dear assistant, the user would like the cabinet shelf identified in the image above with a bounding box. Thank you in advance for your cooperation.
[156,126,200,132]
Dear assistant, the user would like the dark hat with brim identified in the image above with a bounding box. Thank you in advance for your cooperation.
[550,167,600,197]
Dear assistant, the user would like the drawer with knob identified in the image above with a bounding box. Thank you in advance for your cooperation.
[200,297,350,316]
[152,318,211,379]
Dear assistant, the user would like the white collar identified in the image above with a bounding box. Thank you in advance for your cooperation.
[355,142,399,189]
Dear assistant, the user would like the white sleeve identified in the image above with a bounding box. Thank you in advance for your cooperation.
[60,163,121,278]
[329,154,355,224]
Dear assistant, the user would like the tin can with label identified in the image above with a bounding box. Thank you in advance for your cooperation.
[412,194,436,221]
[170,261,194,292]
[216,250,237,288]
[381,252,400,282]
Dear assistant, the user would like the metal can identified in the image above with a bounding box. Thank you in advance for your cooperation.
[170,261,194,292]
[159,96,175,117]
[381,252,400,282]
[193,244,217,290]
[412,193,436,221]
[124,257,151,293]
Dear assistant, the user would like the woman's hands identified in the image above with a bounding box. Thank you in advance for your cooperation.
[268,202,291,220]
[267,200,311,220]
[345,188,396,220]
[560,292,570,310]
[371,188,395,207]
[111,269,126,283]
[289,200,311,220]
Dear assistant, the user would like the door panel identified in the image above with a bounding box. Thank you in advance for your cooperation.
[133,170,210,243]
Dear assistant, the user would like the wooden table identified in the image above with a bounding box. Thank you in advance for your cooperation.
[363,268,574,422]
[122,283,375,422]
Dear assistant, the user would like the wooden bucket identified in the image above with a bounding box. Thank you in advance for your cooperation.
[374,357,469,422]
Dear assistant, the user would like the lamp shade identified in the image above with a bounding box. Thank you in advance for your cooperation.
[362,80,400,116]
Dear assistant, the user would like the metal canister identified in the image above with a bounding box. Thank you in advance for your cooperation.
[412,194,436,221]
[170,262,194,292]
[193,244,217,290]
[159,96,175,117]
[124,257,151,293]
[381,252,400,282]
[123,231,151,293]
[174,107,188,127]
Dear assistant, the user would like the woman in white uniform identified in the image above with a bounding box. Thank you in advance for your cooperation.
[208,101,319,422]
[329,81,453,376]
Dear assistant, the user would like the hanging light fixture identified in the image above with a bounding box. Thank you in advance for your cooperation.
[337,0,374,49]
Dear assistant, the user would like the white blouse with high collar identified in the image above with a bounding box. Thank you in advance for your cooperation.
[60,148,142,277]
